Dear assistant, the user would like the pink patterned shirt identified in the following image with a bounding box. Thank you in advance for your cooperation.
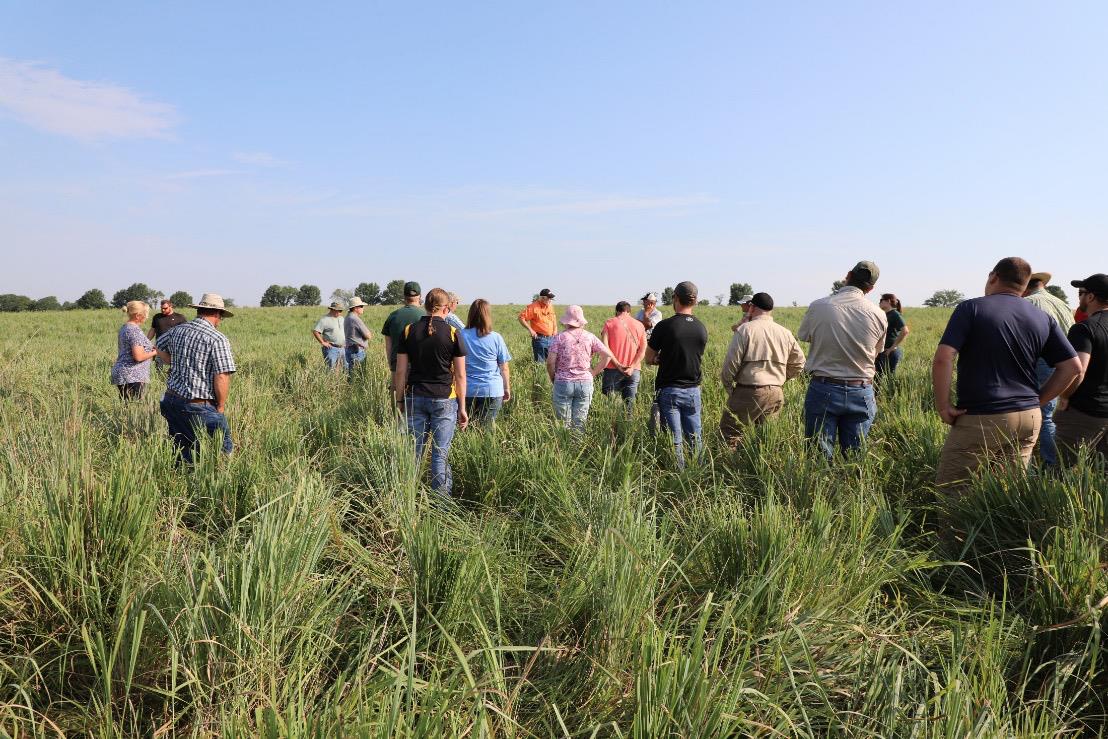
[550,329,607,383]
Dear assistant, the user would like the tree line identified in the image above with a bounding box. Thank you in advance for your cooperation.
[260,281,422,307]
[0,284,231,313]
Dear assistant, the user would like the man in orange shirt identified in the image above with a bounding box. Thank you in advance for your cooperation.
[518,288,557,361]
[601,301,647,411]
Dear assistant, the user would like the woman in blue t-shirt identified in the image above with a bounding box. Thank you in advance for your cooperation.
[461,299,512,426]
[877,293,909,377]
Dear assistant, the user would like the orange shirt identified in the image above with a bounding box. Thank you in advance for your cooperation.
[603,314,646,370]
[519,301,556,336]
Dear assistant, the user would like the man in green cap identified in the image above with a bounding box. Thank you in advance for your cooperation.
[383,281,424,383]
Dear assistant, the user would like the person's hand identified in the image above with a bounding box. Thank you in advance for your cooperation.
[216,405,226,414]
[457,406,469,430]
[937,406,966,425]
[1056,397,1069,412]
[503,387,512,402]
[529,330,538,339]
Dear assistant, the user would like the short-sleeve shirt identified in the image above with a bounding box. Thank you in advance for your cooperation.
[111,322,154,385]
[938,294,1077,415]
[382,305,425,369]
[157,318,236,400]
[1066,311,1108,417]
[461,328,512,397]
[648,313,708,389]
[398,316,467,398]
[1026,290,1075,333]
[151,311,187,338]
[884,309,906,350]
[550,329,607,383]
[519,301,557,337]
[603,314,646,370]
[313,315,345,345]
[635,307,664,339]
[445,312,465,331]
[344,313,371,348]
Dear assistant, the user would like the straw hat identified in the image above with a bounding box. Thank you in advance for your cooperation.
[1030,271,1052,285]
[327,300,345,311]
[559,305,587,328]
[348,297,367,309]
[189,293,234,317]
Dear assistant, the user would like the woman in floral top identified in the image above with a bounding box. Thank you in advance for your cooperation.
[546,305,625,431]
[111,300,158,399]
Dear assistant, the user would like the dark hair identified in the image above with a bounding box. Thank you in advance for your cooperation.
[1026,277,1045,291]
[847,269,875,290]
[466,299,492,337]
[615,301,631,315]
[424,288,450,335]
[992,257,1031,289]
[673,281,698,306]
[161,299,172,306]
[880,293,902,312]
[196,307,221,318]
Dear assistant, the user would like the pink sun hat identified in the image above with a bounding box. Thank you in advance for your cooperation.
[559,305,588,328]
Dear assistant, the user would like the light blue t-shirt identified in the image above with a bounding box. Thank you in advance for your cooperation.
[461,328,512,397]
[446,313,465,330]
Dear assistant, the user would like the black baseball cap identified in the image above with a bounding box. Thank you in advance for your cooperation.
[674,281,698,302]
[1071,274,1108,300]
[538,288,555,299]
[403,281,421,296]
[746,292,774,311]
[851,260,880,287]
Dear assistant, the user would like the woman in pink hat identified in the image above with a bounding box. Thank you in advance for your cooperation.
[546,305,625,431]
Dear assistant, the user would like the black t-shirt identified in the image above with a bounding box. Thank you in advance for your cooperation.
[151,312,187,337]
[648,313,708,389]
[939,294,1076,414]
[1067,311,1108,417]
[884,310,906,349]
[398,316,467,399]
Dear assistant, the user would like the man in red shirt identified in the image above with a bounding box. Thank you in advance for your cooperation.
[600,301,647,411]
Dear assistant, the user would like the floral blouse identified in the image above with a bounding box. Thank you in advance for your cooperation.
[111,322,153,385]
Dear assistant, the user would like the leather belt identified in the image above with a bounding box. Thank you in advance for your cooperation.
[812,376,871,387]
[735,383,778,389]
[167,390,213,404]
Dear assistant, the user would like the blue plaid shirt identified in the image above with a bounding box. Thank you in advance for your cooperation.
[157,318,236,400]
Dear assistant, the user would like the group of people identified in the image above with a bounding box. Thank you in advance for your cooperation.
[108,260,1107,500]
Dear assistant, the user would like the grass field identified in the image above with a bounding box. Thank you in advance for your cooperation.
[1,303,1106,737]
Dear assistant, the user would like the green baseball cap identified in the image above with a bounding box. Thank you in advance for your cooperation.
[403,281,421,296]
[851,260,880,285]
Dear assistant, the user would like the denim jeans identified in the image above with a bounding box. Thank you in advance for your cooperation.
[656,386,702,468]
[1036,358,1057,466]
[465,396,504,427]
[602,368,640,408]
[159,393,233,464]
[405,395,459,495]
[531,335,554,362]
[552,380,594,432]
[322,345,346,371]
[875,347,902,377]
[345,346,366,378]
[803,381,876,458]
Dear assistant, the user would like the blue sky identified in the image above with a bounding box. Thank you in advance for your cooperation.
[2,1,1106,307]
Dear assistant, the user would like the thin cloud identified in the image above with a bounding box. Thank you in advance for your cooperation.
[0,57,176,140]
[471,194,717,218]
[164,169,242,180]
[232,151,287,167]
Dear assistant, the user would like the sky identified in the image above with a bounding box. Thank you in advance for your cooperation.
[2,1,1106,307]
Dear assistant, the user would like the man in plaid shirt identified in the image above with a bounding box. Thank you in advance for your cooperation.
[156,293,237,464]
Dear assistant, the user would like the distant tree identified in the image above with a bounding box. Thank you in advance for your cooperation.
[260,284,298,307]
[661,287,675,306]
[224,298,236,308]
[728,283,753,305]
[698,299,710,306]
[355,282,383,305]
[1045,285,1068,304]
[0,294,33,312]
[168,290,194,307]
[923,289,965,308]
[831,280,846,294]
[714,294,726,306]
[295,284,321,306]
[330,288,354,306]
[75,289,110,310]
[62,301,77,310]
[382,279,406,305]
[111,283,158,308]
[31,296,61,311]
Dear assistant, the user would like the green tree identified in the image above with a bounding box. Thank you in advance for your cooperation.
[31,296,61,311]
[74,289,110,310]
[661,286,675,306]
[111,283,158,308]
[1045,285,1068,304]
[382,279,406,305]
[168,291,194,307]
[224,298,236,308]
[0,294,33,312]
[295,285,321,306]
[698,298,710,306]
[728,283,753,305]
[923,289,965,308]
[260,284,298,307]
[355,282,383,305]
[330,288,354,306]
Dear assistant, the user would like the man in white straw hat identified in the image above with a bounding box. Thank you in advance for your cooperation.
[156,293,236,464]
[313,300,347,372]
[1023,270,1076,467]
[344,297,373,377]
[547,305,624,432]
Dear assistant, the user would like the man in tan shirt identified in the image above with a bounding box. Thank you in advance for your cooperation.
[719,293,805,446]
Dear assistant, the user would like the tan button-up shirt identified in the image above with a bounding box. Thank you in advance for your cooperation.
[797,286,887,381]
[720,314,806,389]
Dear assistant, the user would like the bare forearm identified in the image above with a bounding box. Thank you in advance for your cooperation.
[1040,360,1081,404]
[212,373,231,411]
[931,358,954,411]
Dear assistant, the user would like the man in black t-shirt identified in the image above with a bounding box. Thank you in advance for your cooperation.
[393,288,468,496]
[646,280,708,468]
[148,299,188,373]
[1056,273,1108,463]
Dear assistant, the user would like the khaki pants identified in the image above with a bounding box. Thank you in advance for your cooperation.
[935,409,1041,490]
[1055,406,1108,464]
[719,385,783,447]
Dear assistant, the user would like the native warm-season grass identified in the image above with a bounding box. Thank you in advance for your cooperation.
[1,304,1106,737]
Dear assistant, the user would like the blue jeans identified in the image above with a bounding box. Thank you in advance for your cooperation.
[345,346,366,378]
[552,380,594,432]
[1036,358,1057,466]
[322,345,346,371]
[602,368,641,408]
[159,393,233,464]
[405,395,459,495]
[531,335,554,362]
[466,396,504,427]
[656,386,702,468]
[875,347,902,377]
[804,380,876,458]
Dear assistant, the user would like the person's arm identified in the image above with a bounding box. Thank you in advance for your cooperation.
[645,346,661,365]
[931,344,965,425]
[518,306,538,338]
[1057,352,1091,410]
[786,338,806,381]
[155,334,172,365]
[887,323,910,353]
[719,332,744,388]
[632,330,647,372]
[383,336,392,362]
[313,330,330,347]
[212,372,232,413]
[591,341,622,378]
[393,354,409,407]
[453,356,468,429]
[1040,357,1082,406]
[499,362,511,402]
[131,342,157,362]
[546,349,558,382]
[147,326,156,341]
[797,310,812,343]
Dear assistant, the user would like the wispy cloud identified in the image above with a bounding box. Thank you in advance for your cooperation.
[0,57,176,140]
[164,169,242,180]
[232,151,287,167]
[470,194,717,218]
